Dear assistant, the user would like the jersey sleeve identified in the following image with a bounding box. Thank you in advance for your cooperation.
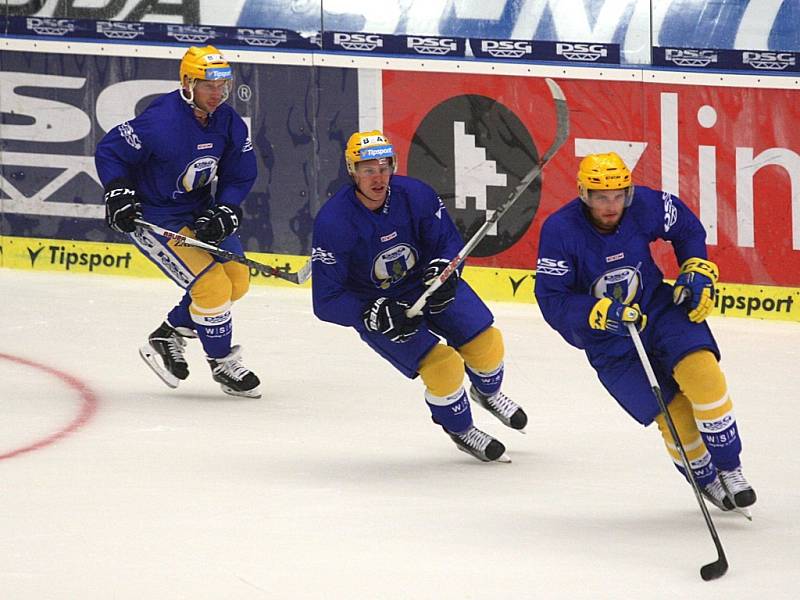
[94,115,153,187]
[649,189,709,264]
[417,187,464,267]
[311,209,365,328]
[534,216,598,349]
[215,114,257,207]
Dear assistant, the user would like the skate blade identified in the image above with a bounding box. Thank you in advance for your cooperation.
[454,446,512,463]
[220,384,262,399]
[733,506,753,521]
[139,345,179,389]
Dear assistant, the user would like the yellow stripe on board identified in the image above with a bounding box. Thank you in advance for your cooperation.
[460,267,800,322]
[0,235,311,287]
[2,236,800,321]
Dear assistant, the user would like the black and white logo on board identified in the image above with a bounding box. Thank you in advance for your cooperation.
[406,95,539,257]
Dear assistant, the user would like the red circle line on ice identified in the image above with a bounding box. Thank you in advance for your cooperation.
[0,352,99,461]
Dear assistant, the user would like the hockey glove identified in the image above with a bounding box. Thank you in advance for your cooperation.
[673,257,718,323]
[589,298,647,336]
[362,297,423,343]
[423,258,459,314]
[104,179,142,233]
[194,204,242,245]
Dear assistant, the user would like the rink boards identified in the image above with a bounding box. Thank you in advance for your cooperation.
[1,38,799,322]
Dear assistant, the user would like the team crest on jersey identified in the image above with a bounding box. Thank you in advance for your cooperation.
[591,266,641,304]
[175,155,219,196]
[372,244,417,289]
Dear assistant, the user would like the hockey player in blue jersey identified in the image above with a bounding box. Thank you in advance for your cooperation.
[535,152,756,512]
[312,130,527,462]
[95,45,261,398]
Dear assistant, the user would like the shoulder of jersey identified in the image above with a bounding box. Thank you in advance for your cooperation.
[318,184,355,218]
[145,90,180,114]
[632,184,660,201]
[136,91,184,130]
[546,197,582,224]
[628,185,662,215]
[391,174,431,194]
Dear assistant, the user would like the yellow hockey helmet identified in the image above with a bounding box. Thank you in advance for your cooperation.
[577,152,634,205]
[179,45,232,85]
[345,130,396,175]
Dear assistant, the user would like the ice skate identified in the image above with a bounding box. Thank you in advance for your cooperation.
[445,425,510,463]
[139,321,193,388]
[468,386,528,431]
[700,475,734,512]
[207,345,261,398]
[719,466,757,509]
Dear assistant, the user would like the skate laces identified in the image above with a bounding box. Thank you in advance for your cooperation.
[153,332,187,361]
[719,467,750,494]
[703,476,728,502]
[212,346,250,382]
[457,426,492,451]
[485,391,519,419]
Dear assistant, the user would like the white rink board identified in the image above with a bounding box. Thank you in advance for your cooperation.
[0,270,798,599]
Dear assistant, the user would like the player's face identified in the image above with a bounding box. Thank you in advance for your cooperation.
[192,79,230,113]
[586,188,628,232]
[353,159,393,209]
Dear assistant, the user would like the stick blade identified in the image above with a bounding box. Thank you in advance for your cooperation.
[295,260,312,284]
[700,556,728,581]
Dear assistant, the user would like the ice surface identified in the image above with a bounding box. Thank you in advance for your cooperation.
[1,270,798,599]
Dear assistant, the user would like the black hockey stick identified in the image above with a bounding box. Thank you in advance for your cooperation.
[406,77,569,317]
[134,219,312,284]
[627,322,728,581]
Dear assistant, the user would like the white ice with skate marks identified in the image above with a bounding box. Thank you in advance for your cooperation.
[1,269,798,599]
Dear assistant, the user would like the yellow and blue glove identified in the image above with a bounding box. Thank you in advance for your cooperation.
[673,257,718,323]
[589,298,647,336]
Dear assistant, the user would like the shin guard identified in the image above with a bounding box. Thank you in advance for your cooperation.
[190,263,234,359]
[459,327,505,396]
[655,393,716,487]
[426,388,472,434]
[674,350,742,471]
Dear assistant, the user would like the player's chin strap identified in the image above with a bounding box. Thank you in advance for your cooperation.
[180,87,213,118]
[355,181,392,213]
[180,84,202,110]
[179,81,228,117]
[404,77,570,318]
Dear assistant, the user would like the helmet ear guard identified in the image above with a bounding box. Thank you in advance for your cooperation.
[345,130,396,175]
[179,45,233,110]
[577,152,634,207]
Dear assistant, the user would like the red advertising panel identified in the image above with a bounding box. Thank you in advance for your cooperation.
[383,71,800,286]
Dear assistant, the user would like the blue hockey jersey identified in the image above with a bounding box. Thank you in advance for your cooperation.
[94,90,256,219]
[535,186,708,352]
[312,175,464,328]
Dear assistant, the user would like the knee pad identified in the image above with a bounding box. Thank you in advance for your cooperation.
[458,326,504,372]
[170,226,215,274]
[654,393,707,463]
[190,263,233,313]
[418,344,465,398]
[223,261,250,302]
[673,350,732,422]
